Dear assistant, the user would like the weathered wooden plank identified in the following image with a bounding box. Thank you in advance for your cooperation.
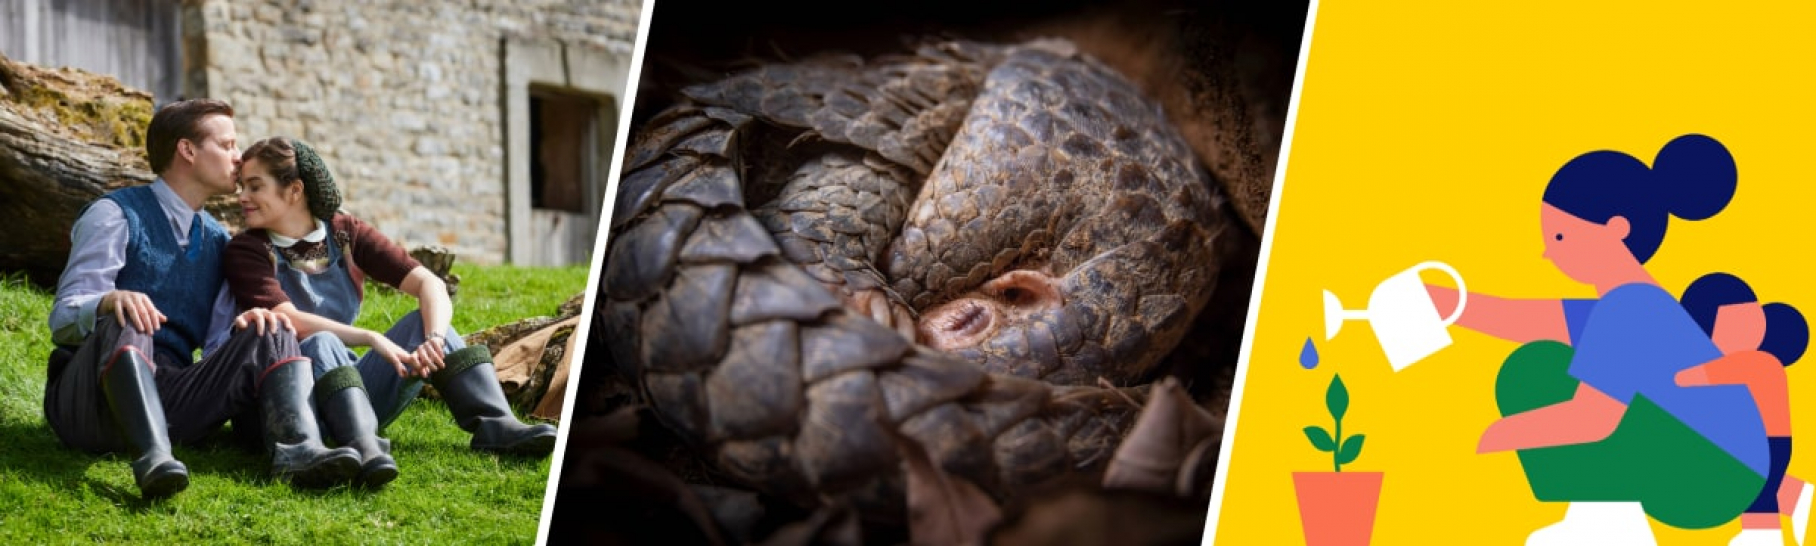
[0,0,184,104]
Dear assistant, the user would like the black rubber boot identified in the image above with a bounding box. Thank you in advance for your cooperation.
[314,366,399,488]
[99,349,188,500]
[431,347,558,456]
[260,359,361,488]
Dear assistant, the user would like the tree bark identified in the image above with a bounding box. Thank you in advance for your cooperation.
[0,53,246,288]
[0,53,157,287]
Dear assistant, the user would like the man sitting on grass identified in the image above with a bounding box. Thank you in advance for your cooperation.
[43,98,361,499]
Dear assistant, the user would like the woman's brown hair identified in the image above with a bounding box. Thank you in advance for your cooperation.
[241,137,301,188]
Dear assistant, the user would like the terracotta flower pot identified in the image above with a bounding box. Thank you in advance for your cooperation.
[1292,471,1384,546]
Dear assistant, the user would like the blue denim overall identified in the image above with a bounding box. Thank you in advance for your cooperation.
[275,236,464,429]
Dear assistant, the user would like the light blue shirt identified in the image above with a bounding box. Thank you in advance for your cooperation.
[49,179,239,358]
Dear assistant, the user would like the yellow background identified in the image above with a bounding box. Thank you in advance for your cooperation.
[1210,2,1816,544]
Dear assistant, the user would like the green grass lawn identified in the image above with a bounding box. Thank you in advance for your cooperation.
[0,263,589,544]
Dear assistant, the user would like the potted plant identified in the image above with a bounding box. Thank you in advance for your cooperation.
[1293,373,1384,546]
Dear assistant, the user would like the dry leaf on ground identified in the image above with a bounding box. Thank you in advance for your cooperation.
[756,503,864,546]
[491,315,580,414]
[532,317,582,420]
[1101,376,1222,496]
[987,479,1209,546]
[891,425,1003,546]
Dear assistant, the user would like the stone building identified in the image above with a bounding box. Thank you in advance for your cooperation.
[2,0,644,267]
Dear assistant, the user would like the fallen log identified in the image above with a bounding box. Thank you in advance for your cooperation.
[0,52,153,287]
[0,53,239,287]
[432,292,588,420]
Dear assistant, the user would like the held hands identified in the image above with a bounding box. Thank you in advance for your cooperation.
[366,331,450,379]
[366,331,421,379]
[103,290,167,334]
[233,308,294,334]
[412,332,449,377]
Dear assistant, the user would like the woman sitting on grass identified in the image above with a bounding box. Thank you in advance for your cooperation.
[1426,133,1769,543]
[223,137,557,487]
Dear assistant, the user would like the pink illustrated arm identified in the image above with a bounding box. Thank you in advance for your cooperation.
[1676,351,1774,388]
[1476,382,1626,453]
[1427,284,1571,345]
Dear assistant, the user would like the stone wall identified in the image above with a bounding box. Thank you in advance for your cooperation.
[188,0,642,264]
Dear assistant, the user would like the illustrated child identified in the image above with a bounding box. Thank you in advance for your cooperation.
[1673,272,1809,546]
[1424,133,1771,543]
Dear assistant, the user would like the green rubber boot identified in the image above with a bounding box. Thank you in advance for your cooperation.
[431,347,558,456]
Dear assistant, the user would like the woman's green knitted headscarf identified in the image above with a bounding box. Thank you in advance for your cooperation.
[290,138,340,221]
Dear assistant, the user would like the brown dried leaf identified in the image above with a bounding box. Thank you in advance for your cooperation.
[756,502,864,546]
[986,479,1209,546]
[493,316,579,409]
[1174,436,1221,498]
[895,427,1003,546]
[1101,376,1222,495]
[532,317,583,420]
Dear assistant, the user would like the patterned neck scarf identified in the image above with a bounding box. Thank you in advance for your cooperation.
[272,219,332,274]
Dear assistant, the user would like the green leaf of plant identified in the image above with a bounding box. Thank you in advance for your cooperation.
[1304,426,1337,452]
[1327,374,1349,421]
[1336,434,1366,466]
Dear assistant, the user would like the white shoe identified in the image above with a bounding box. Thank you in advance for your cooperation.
[1526,502,1659,546]
[1731,528,1785,546]
[1794,483,1813,546]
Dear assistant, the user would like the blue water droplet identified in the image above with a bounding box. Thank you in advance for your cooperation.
[1300,337,1319,369]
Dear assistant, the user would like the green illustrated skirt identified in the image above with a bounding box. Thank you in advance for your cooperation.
[1495,341,1763,529]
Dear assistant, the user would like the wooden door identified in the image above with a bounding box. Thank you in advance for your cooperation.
[0,0,185,105]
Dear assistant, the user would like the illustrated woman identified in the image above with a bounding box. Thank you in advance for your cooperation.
[224,138,558,486]
[1424,133,1770,543]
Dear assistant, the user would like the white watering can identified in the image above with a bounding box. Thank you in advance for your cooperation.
[1322,261,1466,372]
